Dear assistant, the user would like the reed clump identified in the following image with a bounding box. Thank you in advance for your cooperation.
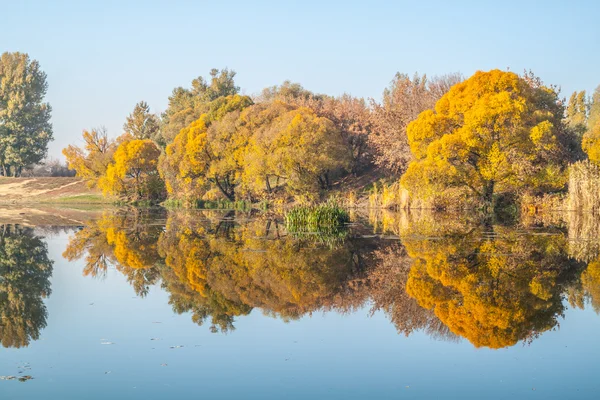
[285,202,350,233]
[568,160,600,213]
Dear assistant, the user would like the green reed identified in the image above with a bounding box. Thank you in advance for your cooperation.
[284,203,350,233]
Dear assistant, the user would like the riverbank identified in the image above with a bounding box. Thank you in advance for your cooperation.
[0,177,108,205]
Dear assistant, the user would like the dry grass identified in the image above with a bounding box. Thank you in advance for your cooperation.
[567,160,600,212]
[0,177,105,204]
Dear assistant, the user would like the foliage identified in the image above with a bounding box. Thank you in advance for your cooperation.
[99,138,164,201]
[63,127,120,186]
[0,52,53,176]
[566,91,588,134]
[403,222,584,348]
[369,73,462,174]
[401,70,575,207]
[0,225,52,348]
[159,68,240,144]
[63,211,164,296]
[285,202,350,241]
[123,101,160,142]
[582,119,600,164]
[159,95,253,201]
[160,96,351,204]
[588,85,600,133]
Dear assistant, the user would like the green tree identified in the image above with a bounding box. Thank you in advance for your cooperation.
[0,52,53,176]
[589,85,600,132]
[123,101,160,141]
[566,91,588,131]
[160,68,240,144]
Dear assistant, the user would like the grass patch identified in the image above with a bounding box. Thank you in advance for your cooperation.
[39,194,109,204]
[285,203,350,233]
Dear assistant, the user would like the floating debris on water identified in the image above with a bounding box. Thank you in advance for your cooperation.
[0,375,33,382]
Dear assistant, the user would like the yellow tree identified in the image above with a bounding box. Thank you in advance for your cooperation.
[62,127,120,186]
[242,106,351,197]
[159,95,253,201]
[99,139,164,201]
[582,120,600,164]
[401,70,573,205]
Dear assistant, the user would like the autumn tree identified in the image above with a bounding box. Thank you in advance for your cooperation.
[62,127,120,186]
[369,73,462,174]
[160,68,240,144]
[123,101,160,141]
[401,70,575,206]
[258,82,373,174]
[159,94,253,201]
[99,139,164,201]
[0,52,53,176]
[243,105,351,197]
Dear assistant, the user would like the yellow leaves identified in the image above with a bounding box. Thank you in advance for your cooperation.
[401,69,568,205]
[479,142,507,181]
[160,98,351,202]
[530,121,557,151]
[99,139,162,200]
[583,120,600,165]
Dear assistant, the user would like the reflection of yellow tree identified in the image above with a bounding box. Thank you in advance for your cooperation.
[404,226,583,348]
[365,244,456,340]
[0,225,53,348]
[63,211,163,296]
[156,211,361,331]
[580,260,600,312]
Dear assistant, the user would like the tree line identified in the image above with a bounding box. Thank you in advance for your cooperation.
[5,51,600,209]
[61,66,600,209]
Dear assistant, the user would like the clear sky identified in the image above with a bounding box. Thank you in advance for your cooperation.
[2,0,599,159]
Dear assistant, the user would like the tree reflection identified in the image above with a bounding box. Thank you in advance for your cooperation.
[157,212,363,332]
[64,209,600,349]
[63,210,163,296]
[0,225,52,348]
[401,217,585,348]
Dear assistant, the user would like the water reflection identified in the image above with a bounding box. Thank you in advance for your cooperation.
[0,225,52,348]
[58,209,600,349]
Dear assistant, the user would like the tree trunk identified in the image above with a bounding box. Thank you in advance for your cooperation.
[265,176,272,193]
[483,180,495,204]
[215,177,235,201]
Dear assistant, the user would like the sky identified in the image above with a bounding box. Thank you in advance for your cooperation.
[1,0,599,159]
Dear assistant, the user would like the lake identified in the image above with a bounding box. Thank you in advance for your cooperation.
[1,208,600,399]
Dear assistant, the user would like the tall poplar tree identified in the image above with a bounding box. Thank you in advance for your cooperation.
[0,52,53,176]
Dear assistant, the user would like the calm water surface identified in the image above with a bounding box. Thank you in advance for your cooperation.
[1,209,600,399]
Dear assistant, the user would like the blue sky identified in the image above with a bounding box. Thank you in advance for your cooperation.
[2,0,599,159]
